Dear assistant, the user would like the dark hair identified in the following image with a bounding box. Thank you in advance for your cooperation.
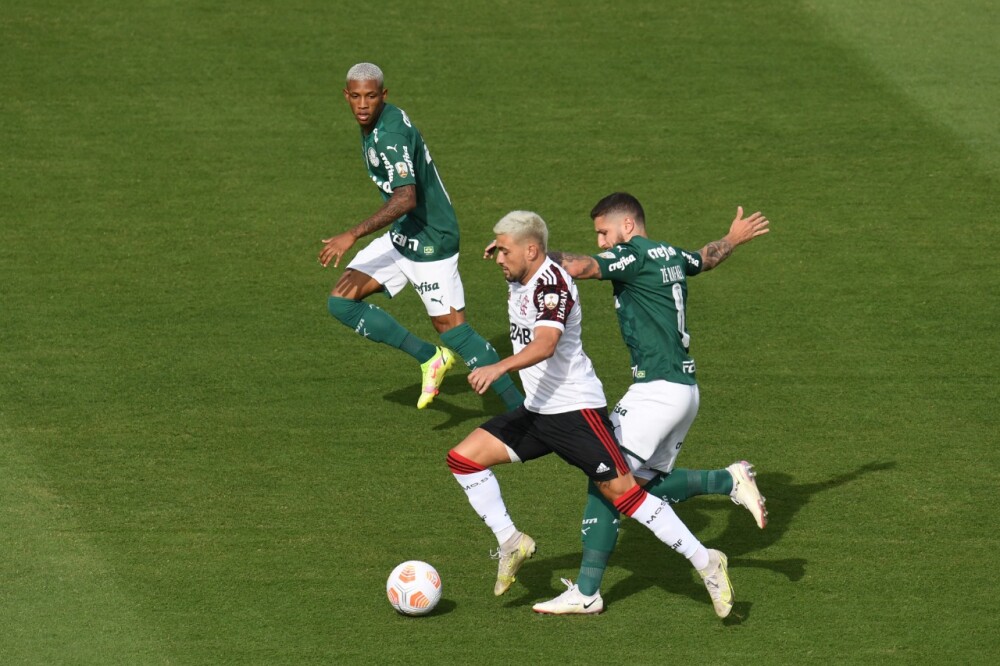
[589,192,645,226]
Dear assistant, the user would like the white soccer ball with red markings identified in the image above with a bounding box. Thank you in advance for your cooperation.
[386,560,442,616]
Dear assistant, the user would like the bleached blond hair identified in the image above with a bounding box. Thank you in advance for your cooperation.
[346,62,384,87]
[493,210,549,250]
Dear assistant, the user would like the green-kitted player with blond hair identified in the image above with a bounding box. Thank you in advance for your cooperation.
[319,63,523,411]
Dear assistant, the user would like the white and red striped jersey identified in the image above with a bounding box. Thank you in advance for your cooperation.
[506,258,607,414]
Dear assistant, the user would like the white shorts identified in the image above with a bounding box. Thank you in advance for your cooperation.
[609,380,700,481]
[347,232,466,317]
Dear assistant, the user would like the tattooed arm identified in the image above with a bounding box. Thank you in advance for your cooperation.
[319,185,417,268]
[547,251,603,280]
[697,206,770,271]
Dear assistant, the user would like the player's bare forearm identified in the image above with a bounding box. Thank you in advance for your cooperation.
[548,251,602,280]
[698,238,734,272]
[319,186,418,268]
[468,328,560,394]
[350,185,417,239]
[503,331,559,372]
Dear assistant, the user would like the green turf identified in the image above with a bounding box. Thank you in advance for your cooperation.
[2,1,997,663]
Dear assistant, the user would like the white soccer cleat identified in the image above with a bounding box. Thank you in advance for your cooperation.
[532,578,604,615]
[727,460,768,529]
[698,549,734,618]
[493,532,536,596]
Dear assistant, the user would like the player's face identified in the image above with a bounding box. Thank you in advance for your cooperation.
[593,213,628,249]
[494,233,533,284]
[343,79,387,132]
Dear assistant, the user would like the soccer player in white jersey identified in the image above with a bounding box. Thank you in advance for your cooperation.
[531,192,769,615]
[318,63,523,411]
[446,210,735,618]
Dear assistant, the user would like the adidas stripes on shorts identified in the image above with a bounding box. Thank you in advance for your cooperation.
[478,405,628,482]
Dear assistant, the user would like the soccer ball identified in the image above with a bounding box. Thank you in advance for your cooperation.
[386,560,442,616]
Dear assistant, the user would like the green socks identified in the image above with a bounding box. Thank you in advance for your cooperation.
[574,468,734,596]
[328,300,525,409]
[577,481,620,596]
[643,468,734,503]
[440,323,524,410]
[327,296,436,363]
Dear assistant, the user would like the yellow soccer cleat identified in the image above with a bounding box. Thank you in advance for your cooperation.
[698,549,734,618]
[417,347,455,409]
[493,532,536,596]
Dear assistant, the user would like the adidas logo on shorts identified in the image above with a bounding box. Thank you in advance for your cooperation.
[596,463,611,474]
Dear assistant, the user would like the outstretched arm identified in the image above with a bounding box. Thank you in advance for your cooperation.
[319,185,417,268]
[547,251,603,280]
[698,206,769,272]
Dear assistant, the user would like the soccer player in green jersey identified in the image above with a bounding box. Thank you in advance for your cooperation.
[531,192,770,614]
[319,63,523,411]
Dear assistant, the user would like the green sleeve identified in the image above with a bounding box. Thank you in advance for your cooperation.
[592,245,642,282]
[679,248,703,276]
[377,130,417,190]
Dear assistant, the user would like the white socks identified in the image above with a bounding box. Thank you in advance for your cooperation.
[614,485,710,570]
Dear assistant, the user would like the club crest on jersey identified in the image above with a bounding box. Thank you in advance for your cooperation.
[543,293,560,310]
[367,147,378,167]
[395,161,409,178]
[518,294,530,316]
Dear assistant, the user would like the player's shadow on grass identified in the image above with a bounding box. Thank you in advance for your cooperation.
[382,380,508,431]
[509,461,896,620]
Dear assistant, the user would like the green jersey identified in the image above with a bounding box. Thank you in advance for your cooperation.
[592,236,703,385]
[360,103,459,261]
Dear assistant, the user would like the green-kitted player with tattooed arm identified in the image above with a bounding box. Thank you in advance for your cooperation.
[319,63,522,411]
[514,192,770,614]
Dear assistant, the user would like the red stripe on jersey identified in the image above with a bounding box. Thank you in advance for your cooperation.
[581,409,628,473]
[446,450,487,475]
[613,484,647,517]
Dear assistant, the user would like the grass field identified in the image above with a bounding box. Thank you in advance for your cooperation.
[2,1,998,663]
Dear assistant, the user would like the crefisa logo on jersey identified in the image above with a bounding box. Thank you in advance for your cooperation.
[607,254,636,272]
[368,147,379,167]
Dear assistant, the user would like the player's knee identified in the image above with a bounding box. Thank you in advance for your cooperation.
[327,296,364,328]
[599,473,637,502]
[446,448,488,475]
[430,309,464,335]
